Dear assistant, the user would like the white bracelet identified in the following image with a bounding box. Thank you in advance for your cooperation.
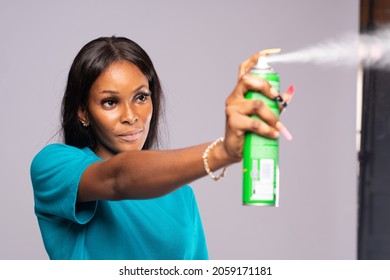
[202,137,227,181]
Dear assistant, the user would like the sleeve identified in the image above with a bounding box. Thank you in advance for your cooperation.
[30,144,102,224]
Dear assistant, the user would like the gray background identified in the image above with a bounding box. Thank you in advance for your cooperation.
[0,0,359,259]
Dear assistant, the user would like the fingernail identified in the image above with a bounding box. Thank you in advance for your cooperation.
[270,87,279,98]
[280,127,293,141]
[276,122,293,141]
[259,48,282,55]
[286,84,295,95]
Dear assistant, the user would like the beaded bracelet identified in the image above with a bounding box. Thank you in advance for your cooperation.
[202,137,227,181]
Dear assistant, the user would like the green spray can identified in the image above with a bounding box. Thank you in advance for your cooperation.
[243,56,280,206]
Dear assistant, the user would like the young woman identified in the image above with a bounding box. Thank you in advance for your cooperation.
[30,36,293,260]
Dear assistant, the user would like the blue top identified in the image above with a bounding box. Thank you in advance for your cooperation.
[30,144,208,260]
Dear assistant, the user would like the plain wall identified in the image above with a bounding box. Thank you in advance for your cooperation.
[0,0,359,259]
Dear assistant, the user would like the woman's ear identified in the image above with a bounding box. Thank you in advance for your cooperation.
[78,106,90,127]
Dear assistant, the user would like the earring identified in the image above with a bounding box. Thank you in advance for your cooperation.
[80,120,88,127]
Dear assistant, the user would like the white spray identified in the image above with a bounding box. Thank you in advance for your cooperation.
[265,26,390,69]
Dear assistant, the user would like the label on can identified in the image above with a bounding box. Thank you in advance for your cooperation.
[243,72,280,206]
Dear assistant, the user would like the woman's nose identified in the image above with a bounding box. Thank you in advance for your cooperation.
[120,103,138,125]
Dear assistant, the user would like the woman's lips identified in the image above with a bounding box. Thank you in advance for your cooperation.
[118,129,143,142]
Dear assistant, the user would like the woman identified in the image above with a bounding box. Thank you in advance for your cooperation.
[30,36,293,260]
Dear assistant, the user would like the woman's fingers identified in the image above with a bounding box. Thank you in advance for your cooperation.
[227,111,280,139]
[276,84,295,113]
[226,99,292,140]
[259,48,282,56]
[231,74,279,100]
[238,53,261,78]
[228,99,278,127]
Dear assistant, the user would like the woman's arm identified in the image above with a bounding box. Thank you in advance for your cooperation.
[77,52,292,202]
[77,142,230,202]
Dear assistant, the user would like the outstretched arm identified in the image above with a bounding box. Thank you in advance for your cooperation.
[77,52,292,202]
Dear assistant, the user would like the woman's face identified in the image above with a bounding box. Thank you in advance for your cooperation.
[80,60,153,159]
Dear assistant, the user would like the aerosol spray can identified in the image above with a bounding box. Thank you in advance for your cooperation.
[243,56,280,206]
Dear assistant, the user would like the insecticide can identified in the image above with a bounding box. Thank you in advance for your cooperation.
[243,56,280,206]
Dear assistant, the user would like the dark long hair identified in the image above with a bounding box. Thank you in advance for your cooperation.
[61,36,164,150]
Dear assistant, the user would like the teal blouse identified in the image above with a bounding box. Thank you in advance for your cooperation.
[30,144,208,260]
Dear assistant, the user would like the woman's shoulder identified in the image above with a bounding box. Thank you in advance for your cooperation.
[30,143,101,187]
[31,143,99,173]
[34,143,96,160]
[37,143,85,153]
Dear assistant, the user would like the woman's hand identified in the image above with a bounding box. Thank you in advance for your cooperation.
[223,52,294,162]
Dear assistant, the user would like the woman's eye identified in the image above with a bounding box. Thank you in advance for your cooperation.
[102,99,117,108]
[138,94,147,102]
[136,92,151,103]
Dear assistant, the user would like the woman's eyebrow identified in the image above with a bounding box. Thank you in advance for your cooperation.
[133,85,149,93]
[99,85,149,95]
[100,90,119,95]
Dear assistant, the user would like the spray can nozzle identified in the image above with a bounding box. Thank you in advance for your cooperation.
[254,48,281,71]
[256,56,271,69]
